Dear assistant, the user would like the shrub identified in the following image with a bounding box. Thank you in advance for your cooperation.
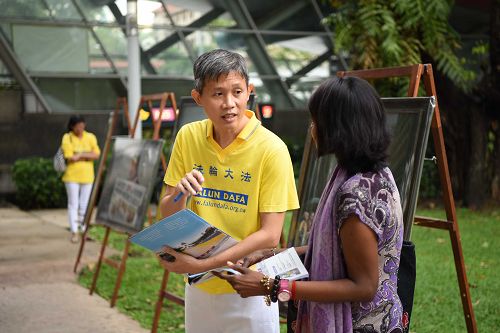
[11,157,67,209]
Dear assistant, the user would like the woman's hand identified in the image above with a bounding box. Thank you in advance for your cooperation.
[213,262,269,298]
[238,248,274,268]
[157,246,206,274]
[68,153,83,162]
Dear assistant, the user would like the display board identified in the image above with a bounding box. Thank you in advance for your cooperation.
[289,97,435,247]
[95,137,164,234]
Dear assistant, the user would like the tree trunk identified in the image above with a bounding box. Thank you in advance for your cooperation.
[464,103,488,208]
[489,1,500,202]
[433,70,470,204]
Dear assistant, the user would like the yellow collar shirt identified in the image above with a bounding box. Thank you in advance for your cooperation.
[164,111,299,294]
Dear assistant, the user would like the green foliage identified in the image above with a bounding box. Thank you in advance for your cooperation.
[324,0,476,93]
[283,137,305,178]
[11,157,67,209]
[418,158,441,199]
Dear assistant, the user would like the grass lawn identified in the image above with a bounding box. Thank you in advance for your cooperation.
[78,207,499,332]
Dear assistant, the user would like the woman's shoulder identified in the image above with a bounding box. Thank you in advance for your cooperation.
[340,167,397,197]
[61,132,72,142]
[82,130,97,139]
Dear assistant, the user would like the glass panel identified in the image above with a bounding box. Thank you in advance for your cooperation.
[0,23,12,41]
[186,31,257,71]
[267,36,329,77]
[93,27,127,74]
[251,80,271,104]
[188,30,221,57]
[0,0,50,19]
[74,0,115,23]
[12,25,89,72]
[149,41,192,76]
[157,1,215,27]
[0,57,9,75]
[245,0,324,33]
[46,0,81,20]
[137,0,167,27]
[139,27,175,51]
[206,13,237,28]
[109,0,177,27]
[37,78,120,113]
[289,77,320,105]
[88,33,114,74]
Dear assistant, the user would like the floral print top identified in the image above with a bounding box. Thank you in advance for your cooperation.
[337,167,404,333]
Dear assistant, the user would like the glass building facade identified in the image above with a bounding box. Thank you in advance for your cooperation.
[0,0,347,114]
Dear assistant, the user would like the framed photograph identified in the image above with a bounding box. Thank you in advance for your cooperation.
[288,97,435,246]
[96,137,164,234]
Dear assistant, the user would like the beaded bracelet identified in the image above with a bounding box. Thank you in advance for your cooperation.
[270,275,281,303]
[260,275,272,306]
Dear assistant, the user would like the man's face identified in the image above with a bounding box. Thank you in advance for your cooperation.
[191,71,253,135]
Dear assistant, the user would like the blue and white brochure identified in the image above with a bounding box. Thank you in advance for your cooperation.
[129,209,238,260]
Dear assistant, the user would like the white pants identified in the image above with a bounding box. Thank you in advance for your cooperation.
[185,284,280,333]
[64,182,92,233]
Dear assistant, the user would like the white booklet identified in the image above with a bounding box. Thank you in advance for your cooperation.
[255,247,308,281]
[192,247,309,285]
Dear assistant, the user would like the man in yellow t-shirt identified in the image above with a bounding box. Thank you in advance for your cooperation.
[159,49,299,333]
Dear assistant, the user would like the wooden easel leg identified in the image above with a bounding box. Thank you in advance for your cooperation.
[110,239,131,307]
[151,269,170,333]
[73,226,88,273]
[90,226,110,295]
[448,228,477,332]
[423,65,477,333]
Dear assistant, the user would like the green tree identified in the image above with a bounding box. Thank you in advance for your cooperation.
[325,0,475,91]
[324,0,500,208]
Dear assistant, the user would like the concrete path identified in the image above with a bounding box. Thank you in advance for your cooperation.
[0,205,149,333]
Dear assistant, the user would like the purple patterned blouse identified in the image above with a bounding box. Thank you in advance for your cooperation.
[337,167,404,333]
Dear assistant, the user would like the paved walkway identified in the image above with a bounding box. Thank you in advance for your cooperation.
[0,205,149,333]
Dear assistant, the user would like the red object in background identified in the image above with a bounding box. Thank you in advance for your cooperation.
[151,107,175,122]
[402,312,409,329]
[261,104,274,119]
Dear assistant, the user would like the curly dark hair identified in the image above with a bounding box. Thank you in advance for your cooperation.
[308,76,390,175]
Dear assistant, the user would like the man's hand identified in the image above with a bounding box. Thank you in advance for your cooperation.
[177,169,204,196]
[157,246,206,274]
[238,248,274,268]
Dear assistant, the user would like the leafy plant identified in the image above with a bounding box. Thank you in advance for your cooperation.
[11,157,67,209]
[324,0,476,93]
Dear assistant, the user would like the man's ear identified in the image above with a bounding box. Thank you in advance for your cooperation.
[191,89,202,106]
[248,83,255,98]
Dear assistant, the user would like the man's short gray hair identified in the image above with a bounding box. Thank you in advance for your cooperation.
[193,49,249,93]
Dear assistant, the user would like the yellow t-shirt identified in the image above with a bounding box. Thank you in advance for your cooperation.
[61,131,100,184]
[164,111,299,294]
